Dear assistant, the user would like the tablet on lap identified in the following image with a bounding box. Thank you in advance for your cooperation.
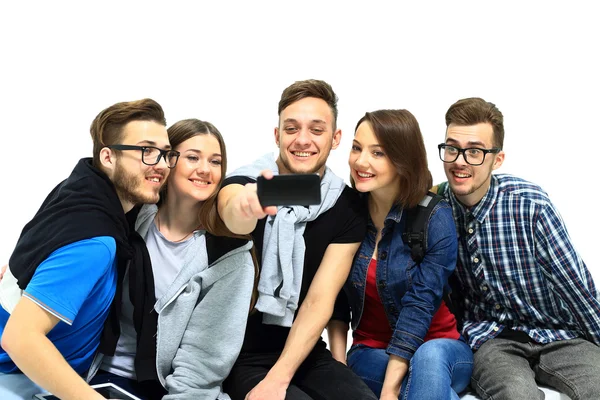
[33,382,141,400]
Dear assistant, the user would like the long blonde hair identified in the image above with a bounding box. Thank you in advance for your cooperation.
[165,119,259,312]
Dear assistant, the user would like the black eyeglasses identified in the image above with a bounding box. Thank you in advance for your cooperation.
[107,145,180,168]
[438,143,501,166]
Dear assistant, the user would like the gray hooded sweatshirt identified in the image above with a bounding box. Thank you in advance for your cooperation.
[87,205,255,400]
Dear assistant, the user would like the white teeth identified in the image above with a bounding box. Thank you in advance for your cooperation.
[454,172,470,178]
[192,180,209,185]
[357,172,374,178]
[293,152,312,157]
[147,177,160,182]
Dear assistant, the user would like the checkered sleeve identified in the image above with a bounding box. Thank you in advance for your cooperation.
[535,201,600,345]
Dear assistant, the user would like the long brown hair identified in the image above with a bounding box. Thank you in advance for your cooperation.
[165,119,259,312]
[352,109,432,209]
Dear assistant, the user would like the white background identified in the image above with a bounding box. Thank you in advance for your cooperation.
[0,1,597,281]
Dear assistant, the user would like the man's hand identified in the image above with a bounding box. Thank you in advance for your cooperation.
[234,170,278,220]
[218,170,278,235]
[245,376,288,400]
[0,264,7,281]
[245,243,359,399]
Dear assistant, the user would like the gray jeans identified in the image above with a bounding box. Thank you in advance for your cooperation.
[471,337,600,400]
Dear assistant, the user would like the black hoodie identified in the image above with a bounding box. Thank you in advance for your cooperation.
[9,157,158,382]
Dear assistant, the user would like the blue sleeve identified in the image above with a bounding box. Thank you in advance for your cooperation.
[23,236,117,325]
[387,202,458,360]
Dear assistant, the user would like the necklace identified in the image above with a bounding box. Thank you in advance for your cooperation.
[155,212,196,243]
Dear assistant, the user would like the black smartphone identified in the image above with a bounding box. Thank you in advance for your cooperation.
[257,174,321,206]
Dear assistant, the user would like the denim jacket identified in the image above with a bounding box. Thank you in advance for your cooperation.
[333,198,458,361]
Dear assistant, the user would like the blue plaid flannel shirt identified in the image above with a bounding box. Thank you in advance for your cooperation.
[441,174,600,350]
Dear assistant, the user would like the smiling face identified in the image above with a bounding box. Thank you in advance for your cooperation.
[349,121,400,198]
[109,120,171,209]
[168,134,222,204]
[443,122,505,207]
[275,97,341,176]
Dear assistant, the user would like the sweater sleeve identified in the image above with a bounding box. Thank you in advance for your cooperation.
[162,252,255,400]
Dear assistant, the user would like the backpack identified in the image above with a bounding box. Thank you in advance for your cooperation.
[401,191,443,264]
[402,182,449,263]
[401,186,463,329]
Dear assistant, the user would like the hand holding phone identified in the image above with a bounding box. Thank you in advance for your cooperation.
[257,174,321,206]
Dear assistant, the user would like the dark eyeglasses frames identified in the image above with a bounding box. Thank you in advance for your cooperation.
[107,145,180,168]
[438,143,501,166]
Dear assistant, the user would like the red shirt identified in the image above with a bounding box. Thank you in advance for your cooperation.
[353,258,459,349]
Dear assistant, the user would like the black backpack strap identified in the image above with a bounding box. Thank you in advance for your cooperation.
[401,191,443,263]
[401,192,464,328]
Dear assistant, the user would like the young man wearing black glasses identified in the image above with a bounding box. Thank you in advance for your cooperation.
[0,98,176,400]
[437,97,600,400]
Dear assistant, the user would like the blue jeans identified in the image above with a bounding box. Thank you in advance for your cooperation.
[347,338,473,400]
[0,372,47,400]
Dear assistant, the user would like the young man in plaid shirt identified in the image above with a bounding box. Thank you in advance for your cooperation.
[437,97,600,400]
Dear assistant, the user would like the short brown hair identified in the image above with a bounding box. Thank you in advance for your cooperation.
[445,97,504,148]
[278,79,339,130]
[90,98,166,168]
[353,109,432,208]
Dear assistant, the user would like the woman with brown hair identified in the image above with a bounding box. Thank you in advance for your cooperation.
[328,109,472,400]
[88,119,257,400]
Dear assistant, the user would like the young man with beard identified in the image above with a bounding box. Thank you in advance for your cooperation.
[218,79,377,400]
[437,97,600,400]
[0,98,177,400]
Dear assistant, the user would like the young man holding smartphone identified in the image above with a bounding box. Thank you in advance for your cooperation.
[0,98,174,400]
[218,79,376,400]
